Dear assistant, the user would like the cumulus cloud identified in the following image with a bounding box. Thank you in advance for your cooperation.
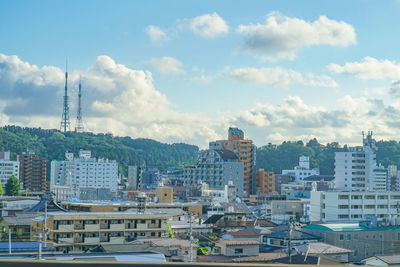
[236,12,356,60]
[226,67,338,87]
[146,25,168,44]
[143,57,185,74]
[327,57,400,80]
[0,53,219,146]
[179,12,229,39]
[229,95,400,145]
[389,80,400,98]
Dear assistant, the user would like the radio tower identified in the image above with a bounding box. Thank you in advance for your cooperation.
[75,76,84,132]
[60,61,71,132]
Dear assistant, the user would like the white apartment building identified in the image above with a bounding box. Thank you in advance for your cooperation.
[50,150,118,199]
[282,156,319,182]
[0,151,19,188]
[334,132,387,191]
[310,191,400,225]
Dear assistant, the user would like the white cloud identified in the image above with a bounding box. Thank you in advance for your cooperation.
[146,25,168,44]
[327,57,400,80]
[389,80,400,98]
[236,12,356,60]
[180,12,229,39]
[226,67,338,87]
[228,95,400,145]
[0,53,220,146]
[143,57,185,75]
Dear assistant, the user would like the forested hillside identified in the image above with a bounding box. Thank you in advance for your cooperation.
[1,126,400,176]
[0,126,199,176]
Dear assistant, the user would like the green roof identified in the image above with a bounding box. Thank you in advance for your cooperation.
[302,223,400,232]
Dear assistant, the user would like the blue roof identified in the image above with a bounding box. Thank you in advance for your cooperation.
[0,242,55,252]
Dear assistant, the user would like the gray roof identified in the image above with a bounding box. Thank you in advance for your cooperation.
[303,175,334,181]
[214,149,238,160]
[375,255,400,264]
[267,229,320,240]
[2,213,37,226]
[295,242,352,255]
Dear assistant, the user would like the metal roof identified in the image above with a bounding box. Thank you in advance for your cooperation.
[303,223,400,232]
[0,242,55,252]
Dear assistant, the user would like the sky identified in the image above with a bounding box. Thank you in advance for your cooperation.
[1,0,400,148]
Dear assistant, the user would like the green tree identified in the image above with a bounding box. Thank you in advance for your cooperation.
[0,182,4,195]
[5,175,20,196]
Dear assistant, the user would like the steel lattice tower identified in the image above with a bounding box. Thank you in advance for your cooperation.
[60,62,71,132]
[75,77,84,132]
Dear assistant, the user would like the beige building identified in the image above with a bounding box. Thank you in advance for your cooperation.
[156,187,173,203]
[31,211,175,252]
[214,240,260,257]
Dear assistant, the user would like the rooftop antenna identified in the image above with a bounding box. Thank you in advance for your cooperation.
[75,75,84,133]
[60,60,71,132]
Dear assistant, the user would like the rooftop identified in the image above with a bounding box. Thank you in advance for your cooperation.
[216,240,260,246]
[295,242,352,255]
[303,223,400,232]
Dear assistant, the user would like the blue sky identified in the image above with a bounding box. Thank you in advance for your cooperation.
[1,1,400,147]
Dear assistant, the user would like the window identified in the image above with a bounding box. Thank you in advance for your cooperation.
[339,234,344,241]
[347,234,351,240]
[354,234,358,240]
[234,248,243,254]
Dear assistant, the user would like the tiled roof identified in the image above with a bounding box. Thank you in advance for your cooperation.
[214,149,238,160]
[216,240,260,246]
[229,230,260,237]
[375,255,400,264]
[231,252,287,263]
[267,229,320,240]
[203,214,223,224]
[2,213,36,226]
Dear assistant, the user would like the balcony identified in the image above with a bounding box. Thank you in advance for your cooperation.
[74,224,84,230]
[136,223,148,230]
[85,224,100,231]
[84,237,100,244]
[109,237,124,244]
[58,237,74,245]
[109,224,124,231]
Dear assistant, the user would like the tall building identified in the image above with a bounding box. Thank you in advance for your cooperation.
[210,127,256,196]
[50,150,118,200]
[183,149,244,197]
[0,151,19,188]
[17,150,47,192]
[334,132,387,191]
[257,169,274,195]
[388,165,399,191]
[128,165,161,190]
[281,156,320,182]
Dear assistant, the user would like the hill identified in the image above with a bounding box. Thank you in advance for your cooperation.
[0,125,199,176]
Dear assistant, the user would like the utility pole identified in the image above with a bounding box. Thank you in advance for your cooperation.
[37,233,42,260]
[44,200,47,246]
[288,219,293,264]
[8,228,11,254]
[189,213,193,262]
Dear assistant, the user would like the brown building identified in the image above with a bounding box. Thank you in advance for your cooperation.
[274,174,292,194]
[17,150,47,192]
[210,127,256,197]
[257,169,274,195]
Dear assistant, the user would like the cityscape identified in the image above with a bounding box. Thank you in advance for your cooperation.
[1,1,400,266]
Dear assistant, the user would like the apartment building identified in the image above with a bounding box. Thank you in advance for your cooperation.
[210,127,256,197]
[50,150,118,200]
[0,151,19,188]
[257,169,274,195]
[18,150,47,192]
[183,149,244,197]
[335,132,388,191]
[310,191,400,224]
[31,211,174,252]
[282,156,319,182]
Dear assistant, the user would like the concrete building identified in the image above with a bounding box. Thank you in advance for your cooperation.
[127,165,161,190]
[282,156,320,182]
[257,169,274,195]
[155,187,173,203]
[214,240,260,257]
[0,151,19,189]
[302,223,400,262]
[127,165,138,190]
[274,174,293,194]
[388,165,399,191]
[50,150,118,200]
[271,199,310,224]
[17,150,47,192]
[210,127,256,196]
[201,181,237,203]
[183,149,244,197]
[30,211,175,252]
[335,131,388,192]
[310,191,400,224]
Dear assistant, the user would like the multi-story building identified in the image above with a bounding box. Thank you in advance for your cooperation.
[274,174,293,195]
[302,223,400,262]
[257,169,274,195]
[210,127,256,196]
[0,151,19,189]
[388,165,399,191]
[335,131,388,191]
[50,150,118,200]
[310,191,400,224]
[30,211,174,252]
[17,150,47,192]
[282,156,320,182]
[183,149,244,197]
[127,165,161,190]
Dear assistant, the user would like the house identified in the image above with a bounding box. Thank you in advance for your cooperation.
[214,240,259,257]
[203,212,247,230]
[294,242,353,263]
[221,230,260,241]
[266,229,319,248]
[0,213,36,241]
[362,255,400,266]
[302,223,400,262]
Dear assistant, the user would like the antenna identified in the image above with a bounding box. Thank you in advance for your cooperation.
[75,75,84,132]
[60,60,71,132]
